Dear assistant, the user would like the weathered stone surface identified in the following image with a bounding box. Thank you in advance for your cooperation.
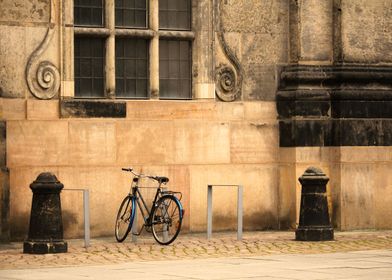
[61,100,126,118]
[174,121,230,164]
[27,100,59,120]
[189,164,279,232]
[340,164,375,230]
[7,121,69,167]
[0,25,52,98]
[375,163,392,229]
[341,0,392,63]
[0,99,26,120]
[116,121,175,165]
[0,0,50,23]
[230,121,278,164]
[299,0,333,62]
[219,0,289,101]
[126,101,217,120]
[69,121,116,166]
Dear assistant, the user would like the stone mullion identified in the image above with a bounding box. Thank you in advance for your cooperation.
[105,0,116,98]
[149,0,159,99]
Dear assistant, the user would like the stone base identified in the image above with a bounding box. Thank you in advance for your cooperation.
[23,240,68,254]
[295,227,334,241]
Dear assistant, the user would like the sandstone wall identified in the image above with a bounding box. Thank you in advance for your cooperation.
[4,100,279,239]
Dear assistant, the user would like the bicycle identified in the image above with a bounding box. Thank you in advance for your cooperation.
[115,168,184,245]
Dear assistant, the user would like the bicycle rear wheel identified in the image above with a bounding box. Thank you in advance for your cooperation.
[152,195,183,245]
[115,195,135,242]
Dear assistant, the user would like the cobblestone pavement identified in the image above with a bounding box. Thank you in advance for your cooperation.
[1,231,392,270]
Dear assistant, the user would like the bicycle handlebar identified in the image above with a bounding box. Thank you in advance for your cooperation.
[121,167,167,184]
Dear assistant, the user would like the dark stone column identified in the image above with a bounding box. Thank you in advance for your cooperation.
[296,167,334,241]
[23,173,67,254]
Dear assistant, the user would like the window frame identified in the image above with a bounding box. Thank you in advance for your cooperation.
[72,0,194,100]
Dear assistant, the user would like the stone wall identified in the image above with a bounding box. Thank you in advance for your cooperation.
[5,100,278,239]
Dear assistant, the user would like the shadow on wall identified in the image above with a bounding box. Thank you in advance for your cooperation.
[212,211,278,231]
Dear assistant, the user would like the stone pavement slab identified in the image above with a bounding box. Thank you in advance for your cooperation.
[1,250,392,280]
[0,231,392,271]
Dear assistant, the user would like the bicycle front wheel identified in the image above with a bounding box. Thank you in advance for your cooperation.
[115,195,135,242]
[152,195,183,245]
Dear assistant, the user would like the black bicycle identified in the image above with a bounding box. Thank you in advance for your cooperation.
[115,168,184,245]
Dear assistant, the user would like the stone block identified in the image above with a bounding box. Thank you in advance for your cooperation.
[194,83,215,99]
[0,99,26,120]
[243,102,277,121]
[340,163,375,230]
[126,101,216,120]
[69,121,116,166]
[27,100,59,120]
[278,163,297,229]
[374,163,392,229]
[0,26,27,98]
[339,147,392,163]
[116,121,175,165]
[341,0,392,63]
[189,164,279,232]
[215,102,244,121]
[293,147,335,164]
[7,121,69,167]
[174,121,230,164]
[0,0,49,23]
[230,121,278,164]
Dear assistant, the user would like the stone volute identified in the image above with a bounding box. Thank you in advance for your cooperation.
[23,173,67,254]
[296,167,334,241]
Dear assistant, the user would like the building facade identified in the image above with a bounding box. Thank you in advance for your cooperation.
[1,0,392,241]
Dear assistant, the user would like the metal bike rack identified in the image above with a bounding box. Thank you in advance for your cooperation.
[63,189,90,248]
[207,184,243,240]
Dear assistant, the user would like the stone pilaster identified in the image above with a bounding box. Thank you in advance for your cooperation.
[298,0,333,63]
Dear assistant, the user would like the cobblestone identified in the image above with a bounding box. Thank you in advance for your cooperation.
[1,231,392,270]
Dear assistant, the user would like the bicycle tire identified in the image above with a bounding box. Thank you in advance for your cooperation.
[151,195,183,245]
[115,195,135,242]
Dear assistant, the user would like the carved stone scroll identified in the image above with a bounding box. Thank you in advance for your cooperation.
[25,0,60,100]
[214,0,243,102]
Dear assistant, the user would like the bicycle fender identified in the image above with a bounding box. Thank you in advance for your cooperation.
[161,195,184,219]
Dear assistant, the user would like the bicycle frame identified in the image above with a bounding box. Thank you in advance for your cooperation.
[128,177,164,235]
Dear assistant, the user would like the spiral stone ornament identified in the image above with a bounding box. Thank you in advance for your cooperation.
[25,0,60,100]
[215,66,240,102]
[31,61,60,99]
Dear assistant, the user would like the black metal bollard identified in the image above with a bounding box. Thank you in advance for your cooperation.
[23,173,67,254]
[296,167,334,241]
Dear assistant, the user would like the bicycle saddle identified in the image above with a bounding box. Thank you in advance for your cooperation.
[155,176,169,184]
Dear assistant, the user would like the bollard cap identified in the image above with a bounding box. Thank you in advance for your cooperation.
[30,172,64,193]
[299,167,329,184]
[303,167,326,176]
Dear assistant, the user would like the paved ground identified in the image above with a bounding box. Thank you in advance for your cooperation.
[1,231,392,279]
[1,250,392,280]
